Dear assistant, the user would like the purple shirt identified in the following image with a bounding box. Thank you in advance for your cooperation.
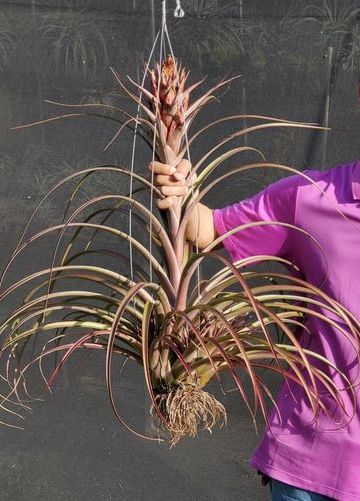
[213,162,360,500]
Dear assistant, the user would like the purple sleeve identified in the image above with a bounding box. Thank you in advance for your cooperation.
[212,173,301,263]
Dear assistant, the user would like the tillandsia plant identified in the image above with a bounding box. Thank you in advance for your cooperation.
[2,54,360,446]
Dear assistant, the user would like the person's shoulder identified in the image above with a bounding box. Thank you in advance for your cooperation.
[260,163,353,198]
[297,163,350,187]
[297,162,355,201]
[302,162,355,179]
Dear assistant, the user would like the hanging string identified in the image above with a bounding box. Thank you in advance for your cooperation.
[148,0,166,285]
[129,0,201,301]
[128,34,160,291]
[163,10,202,299]
[174,0,185,18]
[143,1,167,441]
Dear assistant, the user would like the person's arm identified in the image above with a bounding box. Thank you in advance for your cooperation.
[148,159,219,250]
[149,159,301,263]
[184,202,217,249]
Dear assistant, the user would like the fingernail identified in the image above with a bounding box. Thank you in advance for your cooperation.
[169,166,176,174]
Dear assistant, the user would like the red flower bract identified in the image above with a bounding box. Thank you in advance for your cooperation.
[149,55,189,138]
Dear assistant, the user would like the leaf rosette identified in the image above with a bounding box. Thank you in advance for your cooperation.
[3,55,360,446]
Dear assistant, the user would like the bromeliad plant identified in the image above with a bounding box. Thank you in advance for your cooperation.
[1,55,360,445]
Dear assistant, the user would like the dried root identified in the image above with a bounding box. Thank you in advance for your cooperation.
[154,383,227,446]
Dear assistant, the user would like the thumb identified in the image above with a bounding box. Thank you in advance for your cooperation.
[176,159,192,178]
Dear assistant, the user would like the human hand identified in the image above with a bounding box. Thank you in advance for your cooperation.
[148,159,193,210]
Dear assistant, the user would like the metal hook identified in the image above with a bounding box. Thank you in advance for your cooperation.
[174,0,185,17]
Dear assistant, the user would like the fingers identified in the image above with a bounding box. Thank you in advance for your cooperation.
[177,159,197,186]
[154,174,184,187]
[174,159,191,181]
[158,185,188,196]
[148,159,191,178]
[148,159,192,210]
[148,161,176,176]
[156,196,174,210]
[176,159,191,176]
[172,171,184,181]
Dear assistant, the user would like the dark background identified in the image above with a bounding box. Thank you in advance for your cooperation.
[0,0,359,499]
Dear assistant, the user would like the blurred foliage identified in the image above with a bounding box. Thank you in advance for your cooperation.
[39,5,110,78]
[0,13,15,69]
[301,0,360,71]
